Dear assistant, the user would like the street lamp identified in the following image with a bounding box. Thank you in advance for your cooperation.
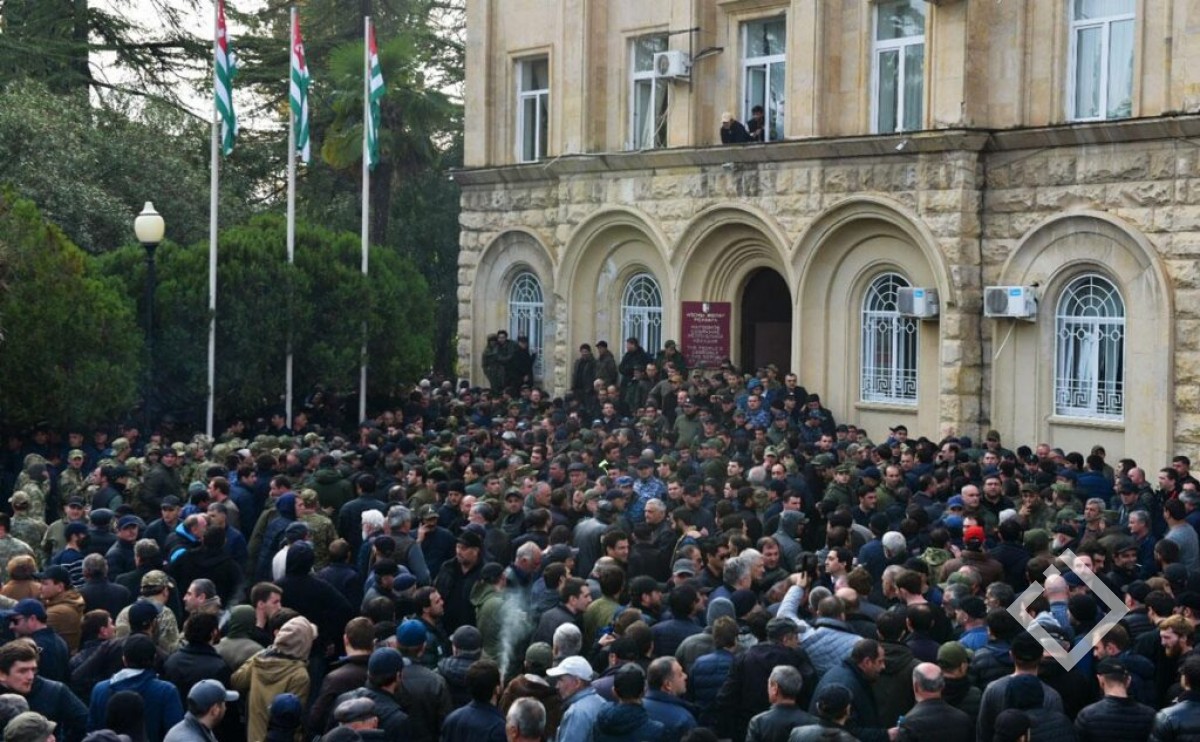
[134,202,165,434]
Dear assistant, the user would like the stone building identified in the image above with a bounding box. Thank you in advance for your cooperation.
[454,0,1200,466]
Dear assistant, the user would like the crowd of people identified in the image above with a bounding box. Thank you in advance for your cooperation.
[0,338,1196,742]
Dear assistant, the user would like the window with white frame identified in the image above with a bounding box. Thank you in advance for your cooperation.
[516,57,549,162]
[872,0,925,134]
[861,273,918,405]
[1069,0,1135,121]
[621,273,663,356]
[1055,274,1125,420]
[742,17,786,142]
[508,271,545,379]
[631,35,669,150]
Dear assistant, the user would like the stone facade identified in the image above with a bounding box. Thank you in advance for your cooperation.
[455,0,1200,465]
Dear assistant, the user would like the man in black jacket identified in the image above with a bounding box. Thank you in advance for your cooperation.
[715,617,816,742]
[1152,654,1200,739]
[309,617,374,732]
[162,612,230,704]
[744,665,817,742]
[1074,657,1155,742]
[334,647,412,740]
[896,663,972,742]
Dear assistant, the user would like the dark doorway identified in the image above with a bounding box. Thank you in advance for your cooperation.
[740,268,792,374]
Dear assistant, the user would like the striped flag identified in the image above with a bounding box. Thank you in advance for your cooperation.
[366,21,384,169]
[290,12,310,163]
[215,0,237,155]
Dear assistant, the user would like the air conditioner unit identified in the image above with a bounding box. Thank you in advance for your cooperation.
[984,286,1038,320]
[897,287,939,319]
[654,50,690,79]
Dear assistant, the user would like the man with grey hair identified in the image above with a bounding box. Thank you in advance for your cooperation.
[504,697,546,742]
[895,662,972,742]
[79,554,130,619]
[386,504,431,585]
[712,554,754,603]
[552,623,582,662]
[745,666,817,742]
[0,694,29,729]
[881,531,907,561]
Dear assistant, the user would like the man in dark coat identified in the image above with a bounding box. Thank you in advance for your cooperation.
[896,663,973,742]
[78,555,131,618]
[1073,657,1155,742]
[618,337,650,388]
[141,448,183,516]
[434,528,486,632]
[335,647,412,740]
[715,618,817,742]
[439,659,507,742]
[168,526,243,607]
[161,612,230,704]
[808,639,888,742]
[508,336,536,392]
[276,542,355,659]
[571,345,598,400]
[308,617,374,732]
[744,666,818,742]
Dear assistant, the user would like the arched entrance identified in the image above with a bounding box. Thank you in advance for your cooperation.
[740,268,792,373]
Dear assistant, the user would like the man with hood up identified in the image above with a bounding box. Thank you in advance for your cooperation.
[276,542,355,660]
[215,605,263,671]
[254,494,297,582]
[86,634,183,740]
[230,615,316,742]
[872,610,920,728]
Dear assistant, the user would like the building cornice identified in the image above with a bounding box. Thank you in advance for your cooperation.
[451,114,1200,188]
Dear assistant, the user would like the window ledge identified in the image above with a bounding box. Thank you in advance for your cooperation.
[1047,414,1124,431]
[855,401,920,414]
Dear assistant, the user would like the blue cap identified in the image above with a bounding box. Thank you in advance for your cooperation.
[368,647,404,676]
[396,619,426,648]
[947,496,965,509]
[12,598,45,621]
[614,476,634,488]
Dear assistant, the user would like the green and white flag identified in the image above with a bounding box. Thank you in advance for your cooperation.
[366,21,384,169]
[215,0,236,155]
[290,12,310,163]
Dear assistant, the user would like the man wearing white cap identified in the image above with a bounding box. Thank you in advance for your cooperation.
[547,656,608,742]
[163,679,238,742]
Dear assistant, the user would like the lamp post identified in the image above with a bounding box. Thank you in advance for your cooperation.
[134,202,165,434]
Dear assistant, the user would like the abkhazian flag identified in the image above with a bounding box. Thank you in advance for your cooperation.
[215,0,237,155]
[290,13,311,163]
[366,22,384,169]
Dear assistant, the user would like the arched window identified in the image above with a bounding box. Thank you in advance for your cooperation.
[1055,274,1125,420]
[621,273,663,355]
[508,271,544,380]
[861,273,918,404]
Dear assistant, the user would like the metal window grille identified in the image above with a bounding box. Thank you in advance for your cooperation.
[861,273,918,404]
[621,273,663,355]
[508,271,545,380]
[1055,274,1125,420]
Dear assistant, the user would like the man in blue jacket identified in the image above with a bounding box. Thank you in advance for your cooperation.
[643,657,696,742]
[86,634,183,741]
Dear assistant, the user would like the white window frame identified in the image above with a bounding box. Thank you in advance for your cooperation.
[1054,274,1125,421]
[508,271,545,380]
[871,0,926,134]
[1067,0,1136,122]
[741,16,786,142]
[630,35,669,150]
[621,273,664,356]
[860,273,919,405]
[516,57,549,163]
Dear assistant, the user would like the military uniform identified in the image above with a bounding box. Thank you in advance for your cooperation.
[58,465,86,504]
[9,507,46,568]
[113,571,180,654]
[20,481,49,524]
[300,511,338,569]
[0,534,34,582]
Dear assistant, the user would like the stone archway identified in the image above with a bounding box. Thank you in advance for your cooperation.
[740,268,792,373]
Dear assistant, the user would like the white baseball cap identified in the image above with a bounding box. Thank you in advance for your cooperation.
[546,655,594,681]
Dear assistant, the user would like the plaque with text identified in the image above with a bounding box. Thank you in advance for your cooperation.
[681,301,731,369]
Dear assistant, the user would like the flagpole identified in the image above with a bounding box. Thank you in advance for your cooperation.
[207,0,221,439]
[359,16,370,424]
[286,5,297,430]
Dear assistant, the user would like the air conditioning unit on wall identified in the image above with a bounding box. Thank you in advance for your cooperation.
[654,50,690,79]
[984,286,1038,320]
[897,287,939,319]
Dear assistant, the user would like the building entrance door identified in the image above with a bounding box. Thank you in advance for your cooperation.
[740,268,792,373]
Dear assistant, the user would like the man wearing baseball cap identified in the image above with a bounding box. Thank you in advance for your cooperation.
[548,656,607,742]
[7,600,67,683]
[163,679,238,742]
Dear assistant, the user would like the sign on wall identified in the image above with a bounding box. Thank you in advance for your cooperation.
[681,301,731,369]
